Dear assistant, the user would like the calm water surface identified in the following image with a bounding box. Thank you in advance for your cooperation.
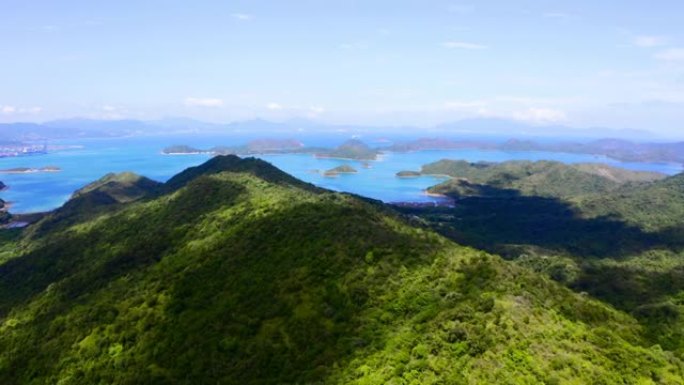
[0,135,681,213]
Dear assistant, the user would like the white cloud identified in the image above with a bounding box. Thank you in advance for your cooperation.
[512,108,567,124]
[634,35,668,48]
[184,97,224,108]
[231,13,253,21]
[1,106,16,114]
[441,99,567,124]
[0,106,41,115]
[442,41,488,50]
[655,48,684,62]
[266,102,283,110]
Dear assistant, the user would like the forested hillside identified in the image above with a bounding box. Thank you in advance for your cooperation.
[0,156,681,384]
[397,159,684,360]
[416,159,664,199]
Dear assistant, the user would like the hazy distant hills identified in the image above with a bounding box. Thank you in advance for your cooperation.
[0,117,661,142]
[3,117,682,164]
[387,137,684,164]
[433,118,655,140]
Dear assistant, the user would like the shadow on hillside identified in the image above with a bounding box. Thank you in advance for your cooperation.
[394,189,666,258]
[573,262,684,313]
[572,260,684,351]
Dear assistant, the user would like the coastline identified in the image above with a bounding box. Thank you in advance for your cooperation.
[423,191,448,198]
[0,168,62,174]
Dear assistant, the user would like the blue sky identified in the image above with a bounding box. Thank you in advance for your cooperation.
[1,0,684,135]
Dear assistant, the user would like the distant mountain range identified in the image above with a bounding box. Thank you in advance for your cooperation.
[3,117,682,164]
[0,117,661,142]
[387,137,684,164]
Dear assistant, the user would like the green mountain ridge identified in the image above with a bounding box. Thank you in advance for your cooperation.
[395,158,684,360]
[0,156,682,384]
[27,172,163,239]
[418,160,665,199]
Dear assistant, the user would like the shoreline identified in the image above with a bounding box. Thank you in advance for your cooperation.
[423,191,448,198]
[0,169,62,175]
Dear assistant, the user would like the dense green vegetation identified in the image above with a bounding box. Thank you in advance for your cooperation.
[0,182,10,224]
[325,165,358,176]
[321,139,380,160]
[0,155,681,383]
[396,158,684,361]
[28,172,162,238]
[418,159,664,199]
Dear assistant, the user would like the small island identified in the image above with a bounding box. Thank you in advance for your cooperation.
[316,139,380,161]
[161,145,208,155]
[396,170,421,178]
[0,166,62,174]
[323,165,358,177]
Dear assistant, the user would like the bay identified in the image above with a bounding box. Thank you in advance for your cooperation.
[0,134,681,213]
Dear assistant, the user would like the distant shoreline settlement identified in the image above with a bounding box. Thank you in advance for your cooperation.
[0,143,48,158]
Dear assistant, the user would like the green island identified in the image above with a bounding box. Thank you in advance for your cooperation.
[323,164,358,177]
[0,166,62,174]
[396,170,422,178]
[0,155,683,383]
[316,139,380,161]
[410,159,665,199]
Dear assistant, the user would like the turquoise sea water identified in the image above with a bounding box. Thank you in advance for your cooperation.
[0,135,681,213]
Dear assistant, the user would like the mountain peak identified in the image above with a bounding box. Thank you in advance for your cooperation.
[163,155,319,192]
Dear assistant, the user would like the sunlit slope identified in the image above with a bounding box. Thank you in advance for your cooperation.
[422,159,664,199]
[0,156,681,384]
